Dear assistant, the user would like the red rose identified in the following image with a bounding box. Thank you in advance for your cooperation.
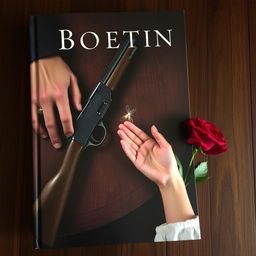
[186,118,227,155]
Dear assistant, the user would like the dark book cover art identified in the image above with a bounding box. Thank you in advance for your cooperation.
[29,11,200,248]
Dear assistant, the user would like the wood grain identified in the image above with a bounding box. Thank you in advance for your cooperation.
[0,0,255,255]
[207,0,256,255]
[248,0,256,230]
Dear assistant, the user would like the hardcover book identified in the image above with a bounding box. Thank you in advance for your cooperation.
[29,11,200,248]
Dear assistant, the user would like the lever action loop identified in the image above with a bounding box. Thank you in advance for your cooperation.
[86,121,107,148]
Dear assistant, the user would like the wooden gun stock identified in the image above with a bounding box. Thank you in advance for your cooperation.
[34,140,83,246]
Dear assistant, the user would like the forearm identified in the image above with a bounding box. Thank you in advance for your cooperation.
[158,172,195,223]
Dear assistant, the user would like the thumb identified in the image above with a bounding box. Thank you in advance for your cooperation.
[70,73,82,111]
[151,125,169,147]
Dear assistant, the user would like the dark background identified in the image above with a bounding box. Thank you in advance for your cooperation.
[0,0,256,255]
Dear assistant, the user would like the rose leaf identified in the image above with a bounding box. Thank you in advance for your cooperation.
[194,161,208,181]
[196,176,210,184]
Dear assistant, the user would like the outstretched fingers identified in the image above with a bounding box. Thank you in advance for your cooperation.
[120,140,136,163]
[121,121,150,142]
[117,129,139,152]
[151,125,169,148]
[118,123,143,146]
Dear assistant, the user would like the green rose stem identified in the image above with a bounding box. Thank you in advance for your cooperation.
[184,147,200,186]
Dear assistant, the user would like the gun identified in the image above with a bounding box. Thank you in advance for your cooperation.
[34,37,138,247]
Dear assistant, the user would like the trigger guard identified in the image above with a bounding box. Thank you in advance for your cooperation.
[86,121,107,148]
[90,135,101,144]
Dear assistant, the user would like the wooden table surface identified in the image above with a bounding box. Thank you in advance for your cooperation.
[0,0,256,255]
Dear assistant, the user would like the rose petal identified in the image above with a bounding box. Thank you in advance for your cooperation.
[186,118,227,155]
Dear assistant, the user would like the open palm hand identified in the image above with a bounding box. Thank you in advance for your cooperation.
[117,121,179,187]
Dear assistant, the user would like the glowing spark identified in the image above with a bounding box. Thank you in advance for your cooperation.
[121,105,136,123]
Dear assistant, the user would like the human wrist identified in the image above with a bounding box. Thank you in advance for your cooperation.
[158,170,195,223]
[157,170,184,194]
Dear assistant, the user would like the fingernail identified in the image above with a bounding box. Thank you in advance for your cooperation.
[152,125,158,131]
[53,143,62,149]
[66,133,73,137]
[41,134,48,139]
[78,103,82,110]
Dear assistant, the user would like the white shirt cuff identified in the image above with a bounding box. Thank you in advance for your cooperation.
[154,216,201,242]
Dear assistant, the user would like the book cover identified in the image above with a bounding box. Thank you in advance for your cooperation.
[29,11,200,248]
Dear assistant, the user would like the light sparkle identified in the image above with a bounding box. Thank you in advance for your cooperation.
[121,105,136,123]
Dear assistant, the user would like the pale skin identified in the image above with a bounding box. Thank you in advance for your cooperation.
[117,121,195,223]
[30,56,82,149]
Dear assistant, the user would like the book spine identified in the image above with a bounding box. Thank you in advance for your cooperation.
[29,15,40,249]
